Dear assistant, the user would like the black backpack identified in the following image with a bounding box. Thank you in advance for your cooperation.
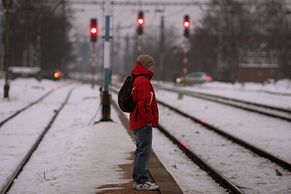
[118,75,143,113]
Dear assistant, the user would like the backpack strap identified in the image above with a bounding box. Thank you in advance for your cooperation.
[132,74,146,78]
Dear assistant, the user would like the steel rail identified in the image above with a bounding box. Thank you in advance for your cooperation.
[0,90,54,128]
[190,89,290,113]
[0,85,66,128]
[156,124,244,194]
[157,100,291,172]
[0,87,76,194]
[155,85,291,122]
[110,87,244,194]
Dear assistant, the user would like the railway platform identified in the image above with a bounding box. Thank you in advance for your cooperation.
[98,102,183,194]
[97,151,182,194]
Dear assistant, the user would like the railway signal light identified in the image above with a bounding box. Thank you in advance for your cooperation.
[90,18,98,42]
[137,11,144,35]
[183,15,190,38]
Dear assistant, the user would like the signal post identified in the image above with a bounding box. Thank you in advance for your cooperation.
[183,15,190,76]
[90,18,98,89]
[100,0,113,122]
[2,0,13,99]
[137,11,144,55]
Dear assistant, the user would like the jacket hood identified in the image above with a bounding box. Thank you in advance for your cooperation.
[131,62,153,79]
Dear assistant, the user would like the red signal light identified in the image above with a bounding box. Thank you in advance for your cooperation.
[183,15,190,38]
[90,18,98,42]
[90,27,97,34]
[183,21,190,28]
[138,18,144,25]
[137,11,144,25]
[137,11,144,35]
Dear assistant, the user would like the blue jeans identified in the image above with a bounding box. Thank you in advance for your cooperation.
[133,126,153,184]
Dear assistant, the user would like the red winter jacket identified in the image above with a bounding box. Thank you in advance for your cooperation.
[129,63,159,130]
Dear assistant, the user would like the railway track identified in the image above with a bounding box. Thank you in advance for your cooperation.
[0,84,67,128]
[0,87,75,194]
[156,102,291,193]
[112,83,291,169]
[154,84,291,122]
[157,100,291,172]
[155,124,245,194]
[110,88,244,193]
[111,85,291,193]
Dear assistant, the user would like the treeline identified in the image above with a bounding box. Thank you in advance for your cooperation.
[2,0,72,74]
[120,0,291,81]
[119,25,183,82]
[190,0,291,81]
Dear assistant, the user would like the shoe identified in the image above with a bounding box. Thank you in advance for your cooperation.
[135,181,159,190]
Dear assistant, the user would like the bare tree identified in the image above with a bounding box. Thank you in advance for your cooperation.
[5,0,73,75]
[142,25,182,81]
[189,0,291,81]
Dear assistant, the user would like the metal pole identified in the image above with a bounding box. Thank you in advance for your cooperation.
[183,39,189,76]
[100,0,112,122]
[27,2,31,68]
[160,15,165,81]
[91,43,96,89]
[62,0,67,79]
[137,35,142,55]
[36,23,41,81]
[218,13,223,76]
[3,8,10,99]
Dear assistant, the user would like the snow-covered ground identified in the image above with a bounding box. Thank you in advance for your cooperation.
[111,93,228,194]
[1,78,291,194]
[154,79,291,110]
[0,85,73,187]
[156,89,291,163]
[0,79,135,194]
[152,80,291,193]
[0,79,64,121]
[152,79,291,163]
[115,78,291,193]
[188,79,291,96]
[8,86,135,194]
[157,105,291,194]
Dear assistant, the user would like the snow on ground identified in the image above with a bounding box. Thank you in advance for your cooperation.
[110,93,228,194]
[2,78,291,194]
[0,85,74,187]
[158,105,291,194]
[0,78,66,121]
[155,89,291,163]
[3,84,135,194]
[154,79,291,110]
[152,129,228,194]
[152,80,291,193]
[156,79,291,95]
[189,79,291,95]
[112,80,291,193]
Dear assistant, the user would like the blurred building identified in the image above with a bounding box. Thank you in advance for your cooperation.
[238,48,279,82]
[238,63,279,82]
